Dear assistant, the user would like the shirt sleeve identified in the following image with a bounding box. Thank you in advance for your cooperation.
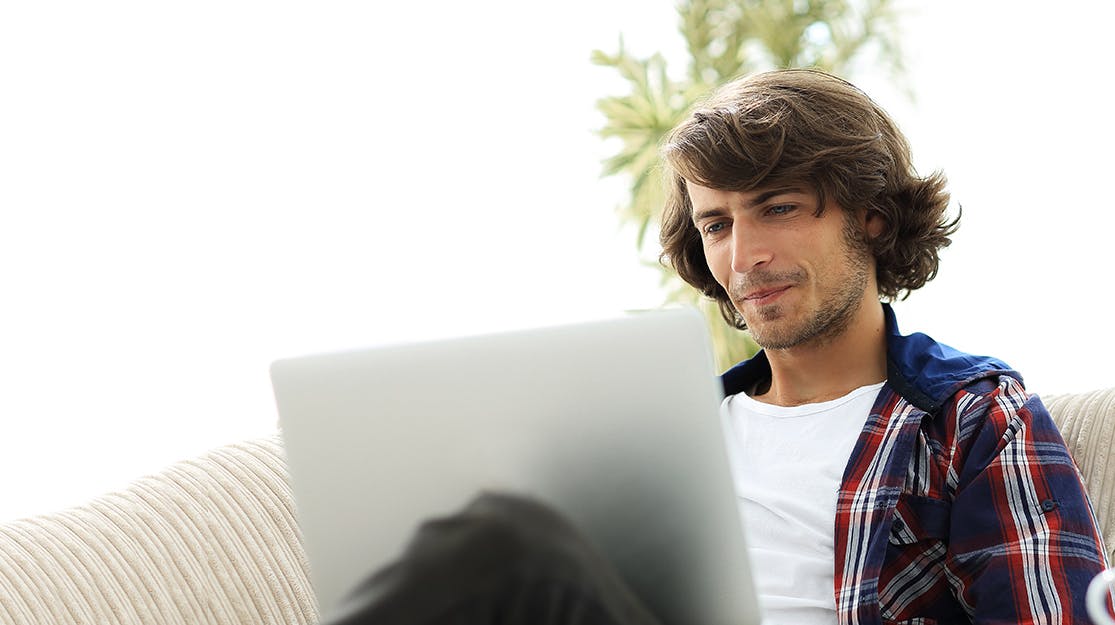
[945,375,1108,624]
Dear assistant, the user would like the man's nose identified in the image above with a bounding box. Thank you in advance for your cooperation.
[730,224,772,274]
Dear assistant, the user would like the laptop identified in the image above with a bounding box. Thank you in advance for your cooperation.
[270,308,760,625]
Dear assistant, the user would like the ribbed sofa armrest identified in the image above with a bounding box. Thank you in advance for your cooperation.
[0,436,318,625]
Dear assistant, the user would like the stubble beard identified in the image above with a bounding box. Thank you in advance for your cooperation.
[732,223,872,351]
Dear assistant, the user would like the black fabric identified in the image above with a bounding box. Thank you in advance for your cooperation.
[322,493,663,625]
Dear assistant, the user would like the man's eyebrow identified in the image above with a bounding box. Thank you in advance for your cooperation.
[690,186,808,221]
[747,186,808,207]
[692,205,728,222]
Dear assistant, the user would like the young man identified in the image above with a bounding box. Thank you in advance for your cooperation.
[325,70,1108,625]
[658,68,1109,624]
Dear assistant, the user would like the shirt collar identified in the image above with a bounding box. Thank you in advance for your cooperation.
[720,303,1020,414]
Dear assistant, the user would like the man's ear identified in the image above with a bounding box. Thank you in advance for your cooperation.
[864,210,886,240]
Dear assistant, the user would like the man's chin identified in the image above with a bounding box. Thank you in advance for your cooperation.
[745,320,797,351]
[739,301,788,326]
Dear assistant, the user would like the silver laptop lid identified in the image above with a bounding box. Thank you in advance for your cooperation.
[271,308,760,625]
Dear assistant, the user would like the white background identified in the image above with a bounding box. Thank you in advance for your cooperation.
[2,1,1113,521]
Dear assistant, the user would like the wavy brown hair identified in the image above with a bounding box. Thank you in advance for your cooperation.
[659,69,957,329]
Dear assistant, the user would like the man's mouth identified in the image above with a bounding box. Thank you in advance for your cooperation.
[741,285,792,304]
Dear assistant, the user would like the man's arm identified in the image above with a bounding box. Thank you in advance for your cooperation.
[946,376,1108,623]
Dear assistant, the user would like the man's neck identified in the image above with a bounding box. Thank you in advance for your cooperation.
[754,299,888,407]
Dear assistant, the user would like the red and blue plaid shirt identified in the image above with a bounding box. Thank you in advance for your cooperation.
[721,305,1108,624]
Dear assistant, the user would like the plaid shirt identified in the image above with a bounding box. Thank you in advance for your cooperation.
[721,305,1108,624]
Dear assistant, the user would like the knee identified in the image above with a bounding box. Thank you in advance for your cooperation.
[408,492,590,581]
[328,494,629,625]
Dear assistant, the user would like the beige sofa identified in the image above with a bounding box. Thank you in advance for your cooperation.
[0,438,317,625]
[2,388,1113,625]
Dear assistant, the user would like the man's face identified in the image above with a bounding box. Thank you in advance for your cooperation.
[687,181,875,351]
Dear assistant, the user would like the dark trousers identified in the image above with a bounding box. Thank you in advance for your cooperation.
[321,493,662,625]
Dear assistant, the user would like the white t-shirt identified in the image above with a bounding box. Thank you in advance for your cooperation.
[720,381,885,625]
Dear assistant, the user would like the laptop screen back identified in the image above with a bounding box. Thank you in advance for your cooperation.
[270,309,760,625]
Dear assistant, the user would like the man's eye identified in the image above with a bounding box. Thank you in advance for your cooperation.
[767,204,795,216]
[704,222,727,235]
